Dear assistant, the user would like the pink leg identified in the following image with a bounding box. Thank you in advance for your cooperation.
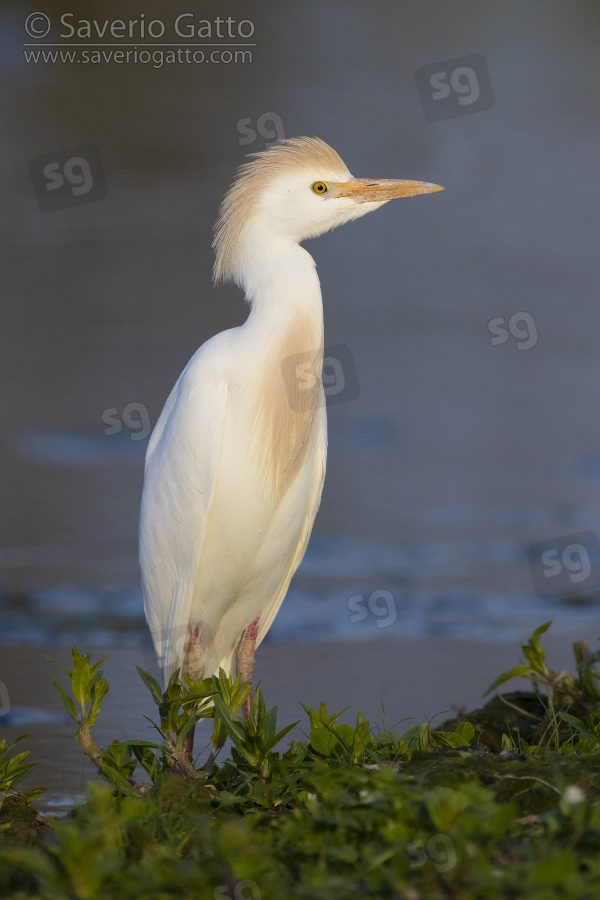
[236,616,260,720]
[182,624,202,756]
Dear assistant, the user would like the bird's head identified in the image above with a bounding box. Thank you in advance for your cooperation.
[213,136,443,288]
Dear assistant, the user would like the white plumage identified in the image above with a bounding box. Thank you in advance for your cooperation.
[139,137,442,715]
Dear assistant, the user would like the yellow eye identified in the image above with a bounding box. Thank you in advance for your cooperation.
[312,181,328,194]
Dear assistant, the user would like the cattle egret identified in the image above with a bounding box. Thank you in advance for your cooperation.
[139,137,443,734]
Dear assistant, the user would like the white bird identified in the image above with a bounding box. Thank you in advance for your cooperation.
[139,137,442,727]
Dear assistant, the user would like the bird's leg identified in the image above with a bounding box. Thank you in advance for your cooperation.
[182,624,202,757]
[186,623,204,681]
[236,616,260,720]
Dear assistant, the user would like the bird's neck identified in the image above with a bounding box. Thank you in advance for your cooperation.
[238,222,324,336]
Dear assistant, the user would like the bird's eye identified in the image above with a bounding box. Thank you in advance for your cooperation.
[312,181,328,194]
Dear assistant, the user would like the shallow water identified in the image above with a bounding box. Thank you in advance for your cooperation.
[3,536,600,651]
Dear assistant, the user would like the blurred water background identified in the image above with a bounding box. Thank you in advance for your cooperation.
[3,0,600,805]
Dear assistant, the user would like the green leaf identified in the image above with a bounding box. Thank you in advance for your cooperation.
[309,722,353,756]
[484,664,535,696]
[263,705,277,747]
[87,677,109,727]
[167,667,182,690]
[522,622,552,672]
[136,666,164,706]
[125,739,164,749]
[89,655,108,678]
[52,678,79,724]
[452,721,475,744]
[530,621,552,643]
[301,701,349,731]
[269,720,300,752]
[248,686,266,735]
[213,695,247,746]
[7,751,31,770]
[71,655,91,705]
[332,723,354,747]
[309,726,331,755]
[46,655,71,677]
[559,711,593,739]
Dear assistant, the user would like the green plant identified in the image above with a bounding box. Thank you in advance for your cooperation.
[0,737,45,804]
[486,622,600,756]
[2,629,600,898]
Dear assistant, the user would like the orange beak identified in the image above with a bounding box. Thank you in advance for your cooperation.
[336,178,444,202]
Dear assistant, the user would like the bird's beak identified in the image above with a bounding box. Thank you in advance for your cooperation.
[336,178,444,202]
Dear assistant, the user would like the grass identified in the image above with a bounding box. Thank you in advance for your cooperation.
[1,622,600,898]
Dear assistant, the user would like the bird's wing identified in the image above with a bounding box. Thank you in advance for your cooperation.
[139,345,229,685]
[255,408,327,649]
